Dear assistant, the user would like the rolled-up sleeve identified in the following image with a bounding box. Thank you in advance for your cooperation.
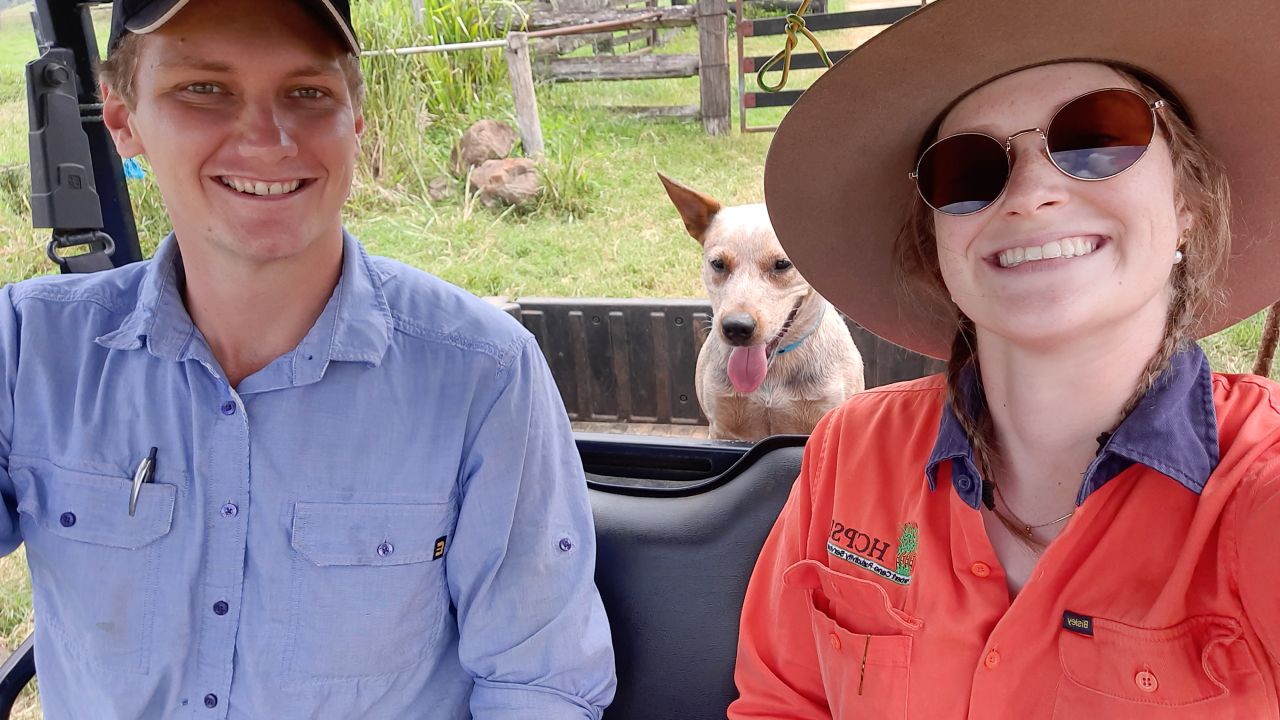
[449,334,615,719]
[1235,447,1280,671]
[729,411,833,719]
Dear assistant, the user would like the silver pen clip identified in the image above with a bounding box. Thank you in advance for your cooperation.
[129,447,157,517]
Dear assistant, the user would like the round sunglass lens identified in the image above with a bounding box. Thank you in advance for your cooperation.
[916,133,1009,215]
[1047,89,1155,180]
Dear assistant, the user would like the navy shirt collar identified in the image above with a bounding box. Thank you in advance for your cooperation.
[925,344,1220,509]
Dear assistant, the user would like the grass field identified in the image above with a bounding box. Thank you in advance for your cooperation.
[0,1,1272,716]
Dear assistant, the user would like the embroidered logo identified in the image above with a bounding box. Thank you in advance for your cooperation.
[896,522,920,580]
[826,519,918,586]
[433,535,447,560]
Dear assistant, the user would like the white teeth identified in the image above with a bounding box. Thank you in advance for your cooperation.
[219,177,303,196]
[998,237,1099,268]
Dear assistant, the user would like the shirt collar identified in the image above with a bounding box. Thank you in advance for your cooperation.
[97,231,394,375]
[925,344,1220,510]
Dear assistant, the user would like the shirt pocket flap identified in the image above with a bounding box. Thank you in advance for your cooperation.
[19,468,176,549]
[291,501,451,567]
[1057,614,1243,706]
[784,559,923,635]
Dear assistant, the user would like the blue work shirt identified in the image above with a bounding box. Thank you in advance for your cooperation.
[0,232,616,719]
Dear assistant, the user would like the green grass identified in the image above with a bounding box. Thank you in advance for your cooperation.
[0,2,1273,716]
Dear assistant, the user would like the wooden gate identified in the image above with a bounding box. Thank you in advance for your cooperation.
[736,1,924,132]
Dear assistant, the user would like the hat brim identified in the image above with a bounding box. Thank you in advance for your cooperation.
[764,0,1280,359]
[117,0,360,54]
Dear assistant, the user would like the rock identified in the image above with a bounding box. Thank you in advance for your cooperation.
[469,158,542,208]
[450,120,518,176]
[427,177,455,202]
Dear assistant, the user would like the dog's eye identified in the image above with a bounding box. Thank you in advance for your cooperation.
[774,259,793,271]
[709,258,727,272]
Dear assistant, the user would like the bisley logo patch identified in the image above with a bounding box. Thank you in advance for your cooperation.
[827,519,919,585]
[1062,610,1093,637]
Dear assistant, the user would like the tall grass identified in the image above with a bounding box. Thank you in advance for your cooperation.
[352,0,509,204]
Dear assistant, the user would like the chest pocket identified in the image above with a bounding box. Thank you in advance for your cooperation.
[285,500,454,682]
[785,559,922,720]
[1052,614,1267,719]
[14,460,177,675]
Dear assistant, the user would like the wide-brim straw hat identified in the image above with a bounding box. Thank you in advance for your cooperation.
[764,0,1280,359]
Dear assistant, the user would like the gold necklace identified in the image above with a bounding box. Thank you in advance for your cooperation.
[991,483,1074,543]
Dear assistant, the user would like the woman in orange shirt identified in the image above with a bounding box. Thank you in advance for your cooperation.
[730,0,1280,718]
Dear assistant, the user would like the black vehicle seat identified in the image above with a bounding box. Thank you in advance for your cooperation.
[588,437,804,720]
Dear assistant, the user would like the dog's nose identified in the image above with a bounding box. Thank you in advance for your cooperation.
[720,313,757,346]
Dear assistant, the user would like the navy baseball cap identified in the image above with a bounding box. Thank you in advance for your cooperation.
[108,0,360,54]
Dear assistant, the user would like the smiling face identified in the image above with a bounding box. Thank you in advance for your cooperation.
[102,0,364,270]
[931,62,1190,352]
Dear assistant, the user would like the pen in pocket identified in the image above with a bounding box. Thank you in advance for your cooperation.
[128,446,157,517]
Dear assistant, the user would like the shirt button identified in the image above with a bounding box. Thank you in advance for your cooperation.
[377,542,394,558]
[203,694,218,708]
[220,503,239,519]
[558,537,574,552]
[829,633,842,651]
[957,475,974,492]
[212,601,229,616]
[1135,670,1159,693]
[220,401,237,416]
[970,562,991,578]
[59,512,76,528]
[984,650,1001,669]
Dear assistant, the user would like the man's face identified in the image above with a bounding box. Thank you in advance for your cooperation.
[103,0,364,268]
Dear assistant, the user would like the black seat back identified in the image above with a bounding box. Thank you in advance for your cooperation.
[587,437,803,720]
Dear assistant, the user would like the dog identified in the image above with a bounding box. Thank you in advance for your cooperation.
[659,173,865,441]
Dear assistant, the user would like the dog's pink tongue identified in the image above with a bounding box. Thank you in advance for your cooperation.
[727,345,768,394]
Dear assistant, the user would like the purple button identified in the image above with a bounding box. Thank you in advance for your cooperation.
[220,401,237,416]
[203,693,218,708]
[59,512,76,528]
[220,503,239,519]
[558,537,574,552]
[376,542,394,558]
[212,601,229,616]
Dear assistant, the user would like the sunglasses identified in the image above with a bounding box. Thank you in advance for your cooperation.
[910,88,1167,216]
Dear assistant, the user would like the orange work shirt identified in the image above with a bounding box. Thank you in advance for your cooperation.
[731,350,1280,719]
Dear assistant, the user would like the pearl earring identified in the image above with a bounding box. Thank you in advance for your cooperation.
[1173,249,1184,264]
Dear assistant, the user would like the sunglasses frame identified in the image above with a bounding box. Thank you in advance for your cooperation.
[909,87,1167,216]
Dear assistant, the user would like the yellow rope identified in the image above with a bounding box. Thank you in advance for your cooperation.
[755,0,832,93]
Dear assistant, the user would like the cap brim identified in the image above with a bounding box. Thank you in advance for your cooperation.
[118,0,359,54]
[765,0,1280,359]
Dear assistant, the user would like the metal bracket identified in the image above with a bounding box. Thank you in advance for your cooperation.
[26,36,127,274]
[46,229,115,273]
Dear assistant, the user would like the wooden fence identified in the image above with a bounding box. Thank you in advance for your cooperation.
[504,0,732,138]
[736,0,924,132]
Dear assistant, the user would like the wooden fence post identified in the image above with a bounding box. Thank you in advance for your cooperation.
[504,32,546,158]
[696,0,730,135]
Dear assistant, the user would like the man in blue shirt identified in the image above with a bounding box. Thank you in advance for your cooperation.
[0,0,616,717]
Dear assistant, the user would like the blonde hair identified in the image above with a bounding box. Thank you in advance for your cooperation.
[894,66,1231,496]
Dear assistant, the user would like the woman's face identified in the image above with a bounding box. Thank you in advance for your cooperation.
[933,62,1190,353]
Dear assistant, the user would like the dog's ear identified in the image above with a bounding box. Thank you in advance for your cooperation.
[657,172,722,245]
